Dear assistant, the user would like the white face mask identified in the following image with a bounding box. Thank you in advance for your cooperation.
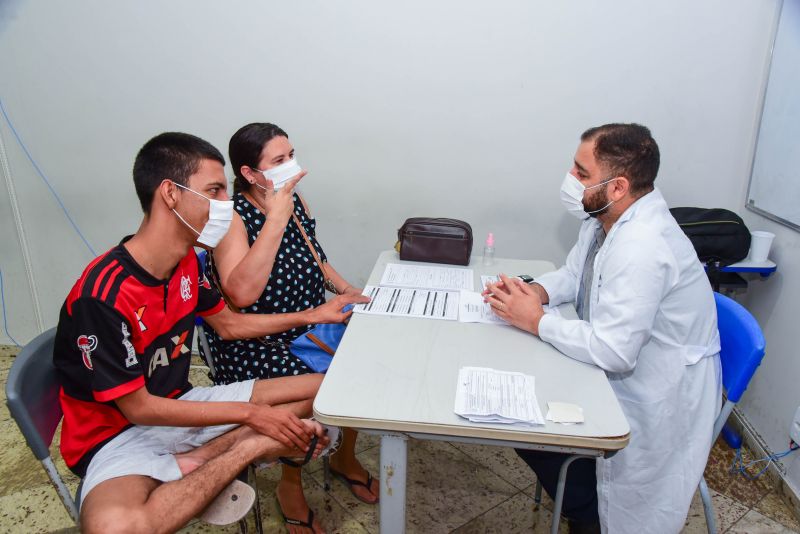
[261,158,302,190]
[171,182,234,248]
[559,172,616,219]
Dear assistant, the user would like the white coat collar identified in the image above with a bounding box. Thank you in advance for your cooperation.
[608,187,664,232]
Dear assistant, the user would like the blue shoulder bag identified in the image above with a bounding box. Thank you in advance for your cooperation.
[290,321,347,373]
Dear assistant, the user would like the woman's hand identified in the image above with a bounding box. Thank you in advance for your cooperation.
[341,285,365,298]
[307,293,371,324]
[254,171,307,225]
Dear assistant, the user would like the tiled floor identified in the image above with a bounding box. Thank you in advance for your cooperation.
[1,345,799,533]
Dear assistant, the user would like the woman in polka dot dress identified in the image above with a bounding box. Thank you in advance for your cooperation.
[201,123,378,533]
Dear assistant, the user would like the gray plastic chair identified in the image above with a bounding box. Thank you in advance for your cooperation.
[6,327,265,533]
[5,327,80,525]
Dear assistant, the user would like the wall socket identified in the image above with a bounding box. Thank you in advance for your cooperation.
[791,406,800,446]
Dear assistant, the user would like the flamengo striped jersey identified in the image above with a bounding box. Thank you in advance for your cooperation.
[53,238,225,477]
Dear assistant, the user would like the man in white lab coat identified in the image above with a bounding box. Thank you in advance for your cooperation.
[485,123,722,534]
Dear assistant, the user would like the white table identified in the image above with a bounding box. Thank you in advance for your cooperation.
[314,251,630,534]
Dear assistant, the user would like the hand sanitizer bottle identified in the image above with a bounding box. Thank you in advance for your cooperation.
[482,232,495,266]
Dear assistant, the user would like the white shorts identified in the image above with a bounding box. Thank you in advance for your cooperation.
[79,379,255,506]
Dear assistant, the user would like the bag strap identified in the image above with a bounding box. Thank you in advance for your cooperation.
[291,209,338,295]
[206,252,241,313]
[305,332,337,356]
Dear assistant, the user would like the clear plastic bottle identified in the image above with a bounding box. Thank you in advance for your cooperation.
[482,232,495,266]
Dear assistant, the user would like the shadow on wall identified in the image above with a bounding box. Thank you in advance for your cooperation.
[0,0,22,33]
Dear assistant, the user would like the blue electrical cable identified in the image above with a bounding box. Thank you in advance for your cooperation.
[0,268,21,347]
[0,97,97,256]
[730,443,799,480]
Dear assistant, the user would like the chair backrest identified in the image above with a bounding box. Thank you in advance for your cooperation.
[5,328,61,461]
[715,292,766,403]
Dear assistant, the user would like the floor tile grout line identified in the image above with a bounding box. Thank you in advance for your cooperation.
[301,462,378,534]
[446,488,530,533]
[750,489,800,531]
[443,441,534,493]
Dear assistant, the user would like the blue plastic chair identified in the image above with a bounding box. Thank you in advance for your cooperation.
[195,250,217,379]
[699,292,766,533]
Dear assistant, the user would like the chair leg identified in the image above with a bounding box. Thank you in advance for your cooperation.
[323,455,332,491]
[534,479,543,506]
[249,464,264,534]
[699,476,717,534]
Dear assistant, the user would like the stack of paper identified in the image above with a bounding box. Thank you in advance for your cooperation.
[454,367,545,426]
[355,285,459,320]
[353,264,472,320]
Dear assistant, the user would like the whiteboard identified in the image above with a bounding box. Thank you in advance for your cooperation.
[747,0,800,231]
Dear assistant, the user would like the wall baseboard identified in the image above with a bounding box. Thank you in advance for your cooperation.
[729,407,800,522]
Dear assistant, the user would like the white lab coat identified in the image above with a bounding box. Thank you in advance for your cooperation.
[536,188,722,534]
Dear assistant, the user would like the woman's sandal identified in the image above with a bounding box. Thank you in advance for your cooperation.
[200,479,256,525]
[329,468,380,504]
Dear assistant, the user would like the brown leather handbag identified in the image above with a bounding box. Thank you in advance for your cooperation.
[396,218,473,266]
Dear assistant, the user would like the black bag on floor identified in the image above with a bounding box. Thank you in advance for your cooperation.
[670,207,751,267]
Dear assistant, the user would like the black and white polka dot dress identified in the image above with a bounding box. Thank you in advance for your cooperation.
[201,192,328,385]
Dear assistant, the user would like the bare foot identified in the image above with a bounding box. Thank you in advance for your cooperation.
[276,477,326,534]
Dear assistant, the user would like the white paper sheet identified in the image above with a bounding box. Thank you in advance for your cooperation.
[380,263,474,291]
[353,285,459,320]
[454,367,545,425]
[468,278,562,322]
[458,290,508,324]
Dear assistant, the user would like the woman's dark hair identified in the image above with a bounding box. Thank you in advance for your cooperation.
[229,123,288,194]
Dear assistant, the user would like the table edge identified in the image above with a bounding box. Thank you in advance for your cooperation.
[313,408,631,451]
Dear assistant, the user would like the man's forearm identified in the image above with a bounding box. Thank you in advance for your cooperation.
[223,311,313,340]
[117,391,257,428]
[203,305,316,341]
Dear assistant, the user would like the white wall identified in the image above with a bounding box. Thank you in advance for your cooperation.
[739,215,800,495]
[1,0,795,488]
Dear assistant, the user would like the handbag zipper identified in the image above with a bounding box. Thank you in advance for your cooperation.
[403,230,468,239]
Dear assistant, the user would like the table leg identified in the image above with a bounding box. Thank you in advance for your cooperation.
[379,433,409,534]
[550,454,596,534]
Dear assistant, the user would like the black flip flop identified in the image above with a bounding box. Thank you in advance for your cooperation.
[279,435,318,468]
[329,467,380,504]
[277,496,316,532]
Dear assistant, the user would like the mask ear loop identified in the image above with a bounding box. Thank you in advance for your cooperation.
[168,180,205,236]
[584,178,618,215]
[172,208,202,236]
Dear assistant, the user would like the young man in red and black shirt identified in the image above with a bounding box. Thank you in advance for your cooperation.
[54,133,367,533]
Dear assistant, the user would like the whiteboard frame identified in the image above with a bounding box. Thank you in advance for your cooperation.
[745,0,800,232]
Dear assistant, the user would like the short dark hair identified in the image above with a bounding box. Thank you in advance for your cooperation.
[580,123,660,196]
[132,132,225,214]
[229,123,289,194]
